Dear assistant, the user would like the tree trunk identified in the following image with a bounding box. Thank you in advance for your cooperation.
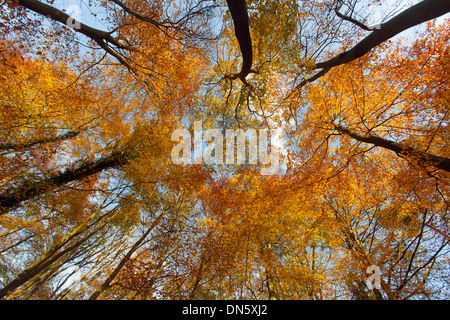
[0,207,109,299]
[89,213,163,300]
[0,149,130,214]
[226,0,253,84]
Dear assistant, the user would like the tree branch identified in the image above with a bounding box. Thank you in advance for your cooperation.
[298,0,450,89]
[333,124,450,173]
[0,130,80,151]
[316,0,450,70]
[226,0,254,85]
[17,0,132,68]
[334,4,373,31]
[295,67,331,90]
[89,212,163,300]
[0,148,131,215]
[108,0,162,28]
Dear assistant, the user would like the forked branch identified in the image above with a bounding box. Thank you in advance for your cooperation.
[298,0,450,89]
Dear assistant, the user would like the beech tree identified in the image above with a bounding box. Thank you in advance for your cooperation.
[1,0,449,300]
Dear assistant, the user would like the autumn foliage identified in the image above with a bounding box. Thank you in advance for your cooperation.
[0,0,449,300]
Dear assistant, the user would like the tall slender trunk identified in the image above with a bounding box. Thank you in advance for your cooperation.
[0,207,111,299]
[0,149,130,214]
[89,212,163,300]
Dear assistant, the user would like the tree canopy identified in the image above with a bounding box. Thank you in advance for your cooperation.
[0,0,449,300]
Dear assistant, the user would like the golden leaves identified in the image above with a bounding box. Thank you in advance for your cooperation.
[1,1,449,300]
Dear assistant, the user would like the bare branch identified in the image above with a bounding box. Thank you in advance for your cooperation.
[334,1,372,31]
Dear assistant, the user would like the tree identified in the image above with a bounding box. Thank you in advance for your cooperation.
[1,0,449,300]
